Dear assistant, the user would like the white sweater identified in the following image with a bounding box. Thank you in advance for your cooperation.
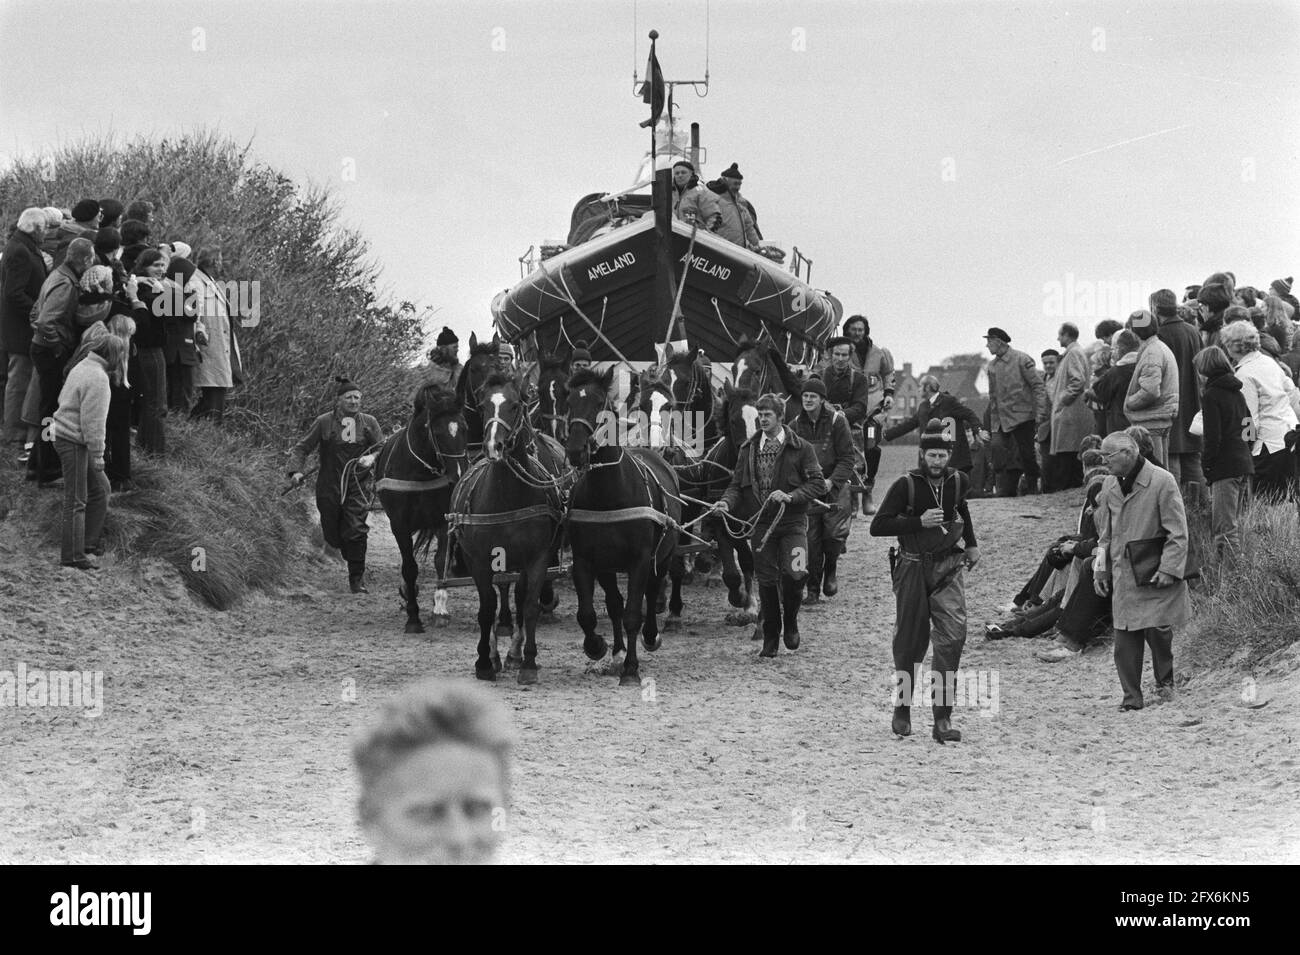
[53,352,111,459]
[1235,351,1300,454]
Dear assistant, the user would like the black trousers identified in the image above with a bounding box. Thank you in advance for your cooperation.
[994,419,1041,493]
[1055,560,1111,644]
[105,381,132,484]
[1253,446,1298,503]
[27,345,65,478]
[166,361,195,412]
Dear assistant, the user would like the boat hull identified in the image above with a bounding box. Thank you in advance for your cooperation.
[491,217,841,368]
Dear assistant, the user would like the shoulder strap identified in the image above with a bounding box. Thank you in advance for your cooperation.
[906,473,916,516]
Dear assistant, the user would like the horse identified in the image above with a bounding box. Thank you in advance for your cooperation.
[659,348,718,444]
[732,336,803,417]
[456,331,512,449]
[565,367,682,686]
[449,372,570,684]
[532,351,570,444]
[374,384,470,633]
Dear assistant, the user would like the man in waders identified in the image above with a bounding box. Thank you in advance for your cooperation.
[870,419,980,742]
[288,377,385,593]
[714,393,826,658]
[789,376,856,602]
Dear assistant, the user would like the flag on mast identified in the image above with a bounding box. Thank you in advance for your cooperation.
[638,36,665,129]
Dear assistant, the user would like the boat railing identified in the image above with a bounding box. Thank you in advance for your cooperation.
[789,246,813,284]
[518,245,537,279]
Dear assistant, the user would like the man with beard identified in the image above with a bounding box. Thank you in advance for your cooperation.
[838,314,895,513]
[422,327,463,392]
[871,419,980,743]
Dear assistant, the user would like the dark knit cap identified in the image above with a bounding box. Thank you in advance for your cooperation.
[120,219,151,245]
[1149,288,1178,316]
[919,418,952,451]
[720,163,743,181]
[168,256,197,288]
[984,327,1011,344]
[571,339,592,363]
[335,375,361,396]
[93,227,122,257]
[436,326,458,346]
[71,199,100,222]
[1271,277,1293,296]
[1040,348,1060,359]
[801,377,827,398]
[98,198,125,225]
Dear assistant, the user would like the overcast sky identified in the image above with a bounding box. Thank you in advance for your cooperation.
[3,0,1297,372]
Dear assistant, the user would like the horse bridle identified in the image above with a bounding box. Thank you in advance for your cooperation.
[409,406,467,478]
[482,387,529,456]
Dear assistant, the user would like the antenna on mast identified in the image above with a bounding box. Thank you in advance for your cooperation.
[632,0,710,98]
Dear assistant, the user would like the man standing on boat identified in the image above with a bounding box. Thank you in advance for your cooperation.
[714,393,826,658]
[710,163,760,251]
[671,160,720,231]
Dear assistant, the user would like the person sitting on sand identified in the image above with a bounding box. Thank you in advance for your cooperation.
[353,678,514,865]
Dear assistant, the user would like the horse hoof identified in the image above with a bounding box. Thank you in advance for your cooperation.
[751,624,764,641]
[583,635,609,661]
[619,671,641,687]
[682,571,695,585]
[475,665,497,682]
[643,633,662,652]
[405,620,425,634]
[517,667,539,686]
[727,588,744,607]
[491,651,502,674]
[433,613,450,626]
[504,653,521,670]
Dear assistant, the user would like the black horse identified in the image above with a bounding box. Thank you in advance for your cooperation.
[455,331,512,450]
[732,336,803,419]
[374,384,470,633]
[531,351,570,444]
[450,372,569,684]
[565,367,682,686]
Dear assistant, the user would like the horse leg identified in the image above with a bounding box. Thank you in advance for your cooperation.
[644,567,667,653]
[597,570,627,676]
[431,527,451,625]
[508,578,526,672]
[474,575,498,681]
[518,558,548,685]
[494,580,513,670]
[663,553,684,632]
[620,559,648,685]
[738,538,759,626]
[720,532,745,612]
[396,530,424,634]
[573,558,607,663]
[539,542,560,619]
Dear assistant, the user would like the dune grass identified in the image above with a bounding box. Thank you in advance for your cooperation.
[15,419,311,610]
[1181,497,1300,675]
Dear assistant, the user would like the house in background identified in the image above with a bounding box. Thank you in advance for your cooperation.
[885,362,921,431]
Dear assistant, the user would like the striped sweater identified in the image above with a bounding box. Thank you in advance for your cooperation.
[53,352,111,459]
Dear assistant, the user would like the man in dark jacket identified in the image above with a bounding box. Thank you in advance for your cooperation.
[27,237,96,482]
[162,257,202,412]
[715,393,826,657]
[288,378,385,593]
[820,336,871,511]
[1,209,49,444]
[790,377,856,602]
[1152,289,1206,504]
[1088,329,1139,436]
[870,419,979,742]
[884,375,986,473]
[1194,348,1254,558]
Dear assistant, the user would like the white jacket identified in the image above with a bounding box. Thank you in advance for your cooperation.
[1234,350,1300,454]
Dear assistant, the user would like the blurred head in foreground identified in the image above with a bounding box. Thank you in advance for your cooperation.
[354,678,514,864]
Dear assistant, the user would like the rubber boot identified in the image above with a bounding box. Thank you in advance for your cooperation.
[822,551,840,597]
[780,576,802,649]
[758,584,781,657]
[932,705,962,743]
[861,482,876,516]
[346,538,369,594]
[891,706,912,737]
[805,559,823,604]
